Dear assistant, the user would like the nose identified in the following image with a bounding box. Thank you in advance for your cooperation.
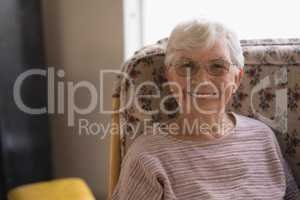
[191,66,210,86]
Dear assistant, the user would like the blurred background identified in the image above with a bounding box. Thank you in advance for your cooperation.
[0,0,299,199]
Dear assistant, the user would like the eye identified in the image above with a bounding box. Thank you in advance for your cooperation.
[173,60,196,76]
[180,61,195,69]
[211,63,226,69]
[210,60,230,70]
[208,60,230,76]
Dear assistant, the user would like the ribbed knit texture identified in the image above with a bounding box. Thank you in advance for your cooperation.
[112,112,300,200]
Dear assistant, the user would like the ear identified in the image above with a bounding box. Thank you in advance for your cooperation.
[233,68,244,93]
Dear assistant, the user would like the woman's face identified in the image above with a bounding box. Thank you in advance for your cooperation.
[165,38,243,115]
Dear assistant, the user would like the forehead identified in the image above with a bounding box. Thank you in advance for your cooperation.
[176,38,231,62]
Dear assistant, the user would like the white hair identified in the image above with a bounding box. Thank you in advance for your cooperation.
[164,18,244,69]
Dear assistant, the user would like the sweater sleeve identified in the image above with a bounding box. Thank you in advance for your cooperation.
[112,154,163,200]
[268,127,300,200]
[282,158,300,200]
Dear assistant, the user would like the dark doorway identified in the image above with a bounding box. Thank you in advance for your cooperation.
[0,0,52,199]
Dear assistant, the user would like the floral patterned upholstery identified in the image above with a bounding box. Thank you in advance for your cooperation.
[112,38,300,186]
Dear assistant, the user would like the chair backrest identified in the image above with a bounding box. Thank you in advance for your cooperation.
[108,38,300,198]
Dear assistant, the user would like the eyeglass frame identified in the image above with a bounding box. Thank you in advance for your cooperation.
[166,57,238,77]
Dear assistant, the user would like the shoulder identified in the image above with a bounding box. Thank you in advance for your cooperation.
[234,113,277,140]
[234,113,285,158]
[236,113,274,132]
[122,131,166,169]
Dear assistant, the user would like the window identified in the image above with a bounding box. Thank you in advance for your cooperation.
[124,0,300,59]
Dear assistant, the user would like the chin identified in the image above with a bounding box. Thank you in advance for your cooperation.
[180,101,224,115]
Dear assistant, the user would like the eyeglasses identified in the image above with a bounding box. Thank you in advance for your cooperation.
[169,58,237,77]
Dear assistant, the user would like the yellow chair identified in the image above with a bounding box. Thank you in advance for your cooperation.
[8,178,95,200]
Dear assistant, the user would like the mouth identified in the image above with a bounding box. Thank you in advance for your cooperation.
[187,91,218,98]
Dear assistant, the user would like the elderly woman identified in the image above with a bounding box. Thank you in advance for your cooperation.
[112,18,300,200]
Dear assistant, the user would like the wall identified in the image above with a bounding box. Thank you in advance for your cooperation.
[41,0,124,199]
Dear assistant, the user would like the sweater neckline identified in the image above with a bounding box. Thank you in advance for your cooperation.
[160,111,240,145]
